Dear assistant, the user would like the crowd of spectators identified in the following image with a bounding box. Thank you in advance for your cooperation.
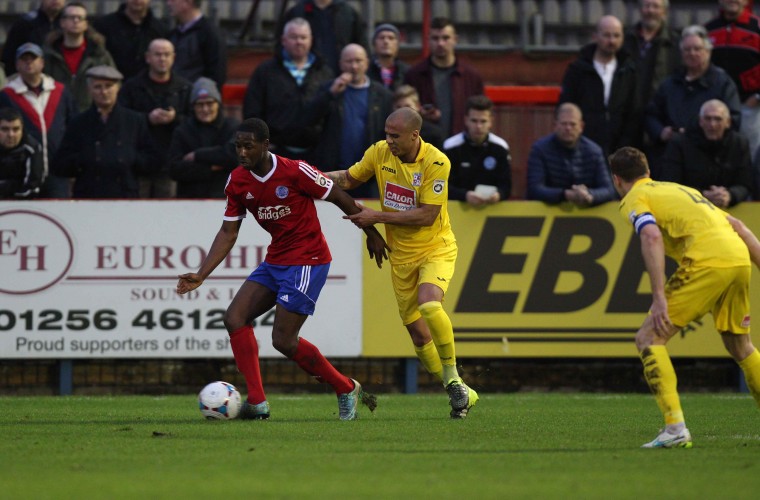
[2,0,760,208]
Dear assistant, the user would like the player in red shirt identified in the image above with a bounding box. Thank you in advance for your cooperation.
[177,118,388,420]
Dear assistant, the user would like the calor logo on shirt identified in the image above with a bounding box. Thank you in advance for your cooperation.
[384,182,416,211]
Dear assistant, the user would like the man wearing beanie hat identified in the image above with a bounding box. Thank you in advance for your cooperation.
[191,77,221,103]
[368,23,408,91]
[169,77,238,198]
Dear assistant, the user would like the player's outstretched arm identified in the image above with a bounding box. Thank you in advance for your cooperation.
[727,215,760,268]
[344,202,441,228]
[326,184,390,268]
[177,220,242,294]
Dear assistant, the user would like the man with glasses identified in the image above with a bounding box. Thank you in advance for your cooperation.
[120,38,192,198]
[43,2,116,112]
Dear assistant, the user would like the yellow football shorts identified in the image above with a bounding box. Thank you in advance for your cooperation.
[666,264,751,334]
[391,244,457,325]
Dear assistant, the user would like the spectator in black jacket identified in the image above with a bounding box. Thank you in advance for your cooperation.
[1,0,63,76]
[120,38,192,198]
[243,17,333,162]
[560,15,640,156]
[169,78,238,198]
[660,99,753,207]
[54,66,160,198]
[93,0,169,80]
[305,43,393,197]
[0,108,44,199]
[167,0,226,86]
[443,95,511,205]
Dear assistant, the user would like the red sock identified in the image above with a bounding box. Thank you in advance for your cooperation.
[292,338,353,394]
[229,325,266,404]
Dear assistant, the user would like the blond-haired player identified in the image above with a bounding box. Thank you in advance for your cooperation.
[326,107,478,418]
[609,146,760,448]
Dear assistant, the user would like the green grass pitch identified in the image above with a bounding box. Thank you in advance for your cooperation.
[1,393,759,499]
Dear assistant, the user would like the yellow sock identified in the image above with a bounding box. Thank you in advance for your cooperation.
[414,340,443,381]
[738,348,760,408]
[419,301,459,385]
[640,345,684,425]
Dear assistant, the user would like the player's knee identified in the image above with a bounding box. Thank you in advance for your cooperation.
[271,333,297,357]
[418,301,442,319]
[222,309,245,333]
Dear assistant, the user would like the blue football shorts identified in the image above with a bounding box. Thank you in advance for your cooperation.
[247,262,330,316]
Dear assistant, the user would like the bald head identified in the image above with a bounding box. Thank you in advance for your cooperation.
[595,15,624,59]
[597,15,622,34]
[340,43,369,84]
[699,99,731,140]
[385,108,422,161]
[387,107,423,132]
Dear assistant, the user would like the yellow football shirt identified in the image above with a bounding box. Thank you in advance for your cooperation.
[348,139,456,265]
[619,178,749,268]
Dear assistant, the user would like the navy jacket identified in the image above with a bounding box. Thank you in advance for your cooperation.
[526,134,617,205]
[645,64,741,143]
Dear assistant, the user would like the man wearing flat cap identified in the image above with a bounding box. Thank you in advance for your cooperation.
[0,42,77,198]
[53,64,161,198]
[368,23,408,91]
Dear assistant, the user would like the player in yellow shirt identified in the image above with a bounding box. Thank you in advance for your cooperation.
[609,147,760,448]
[326,107,478,418]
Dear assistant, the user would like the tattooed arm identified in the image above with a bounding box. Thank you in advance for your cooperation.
[325,170,363,191]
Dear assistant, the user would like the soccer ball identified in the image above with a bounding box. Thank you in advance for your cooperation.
[198,381,242,420]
